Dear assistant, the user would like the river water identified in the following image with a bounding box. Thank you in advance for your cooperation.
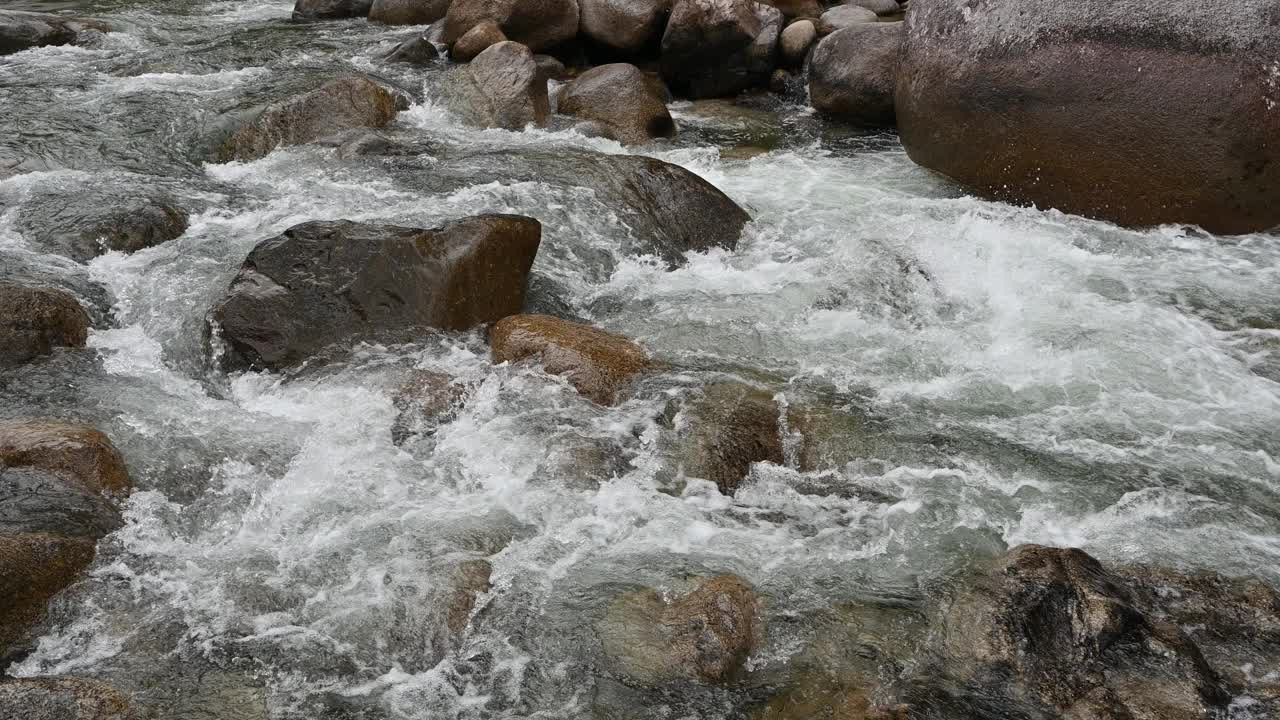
[2,1,1279,718]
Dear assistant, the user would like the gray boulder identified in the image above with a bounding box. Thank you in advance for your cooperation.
[808,23,902,126]
[817,4,876,32]
[846,0,899,16]
[778,19,816,67]
[369,0,451,24]
[578,0,672,56]
[218,76,399,161]
[16,185,188,263]
[0,285,89,369]
[450,20,506,61]
[210,215,542,371]
[557,63,675,144]
[385,34,440,64]
[659,0,783,99]
[441,41,550,130]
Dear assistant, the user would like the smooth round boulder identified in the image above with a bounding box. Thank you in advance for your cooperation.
[578,0,672,56]
[896,0,1280,234]
[291,0,373,20]
[556,63,675,145]
[757,0,821,19]
[0,677,143,720]
[369,0,450,24]
[817,4,876,32]
[209,215,542,372]
[441,41,550,130]
[0,285,89,369]
[450,20,506,62]
[0,419,131,497]
[385,34,440,64]
[491,314,651,405]
[218,76,399,162]
[533,54,567,82]
[846,0,899,16]
[659,0,783,99]
[778,19,816,67]
[443,0,579,52]
[808,23,901,126]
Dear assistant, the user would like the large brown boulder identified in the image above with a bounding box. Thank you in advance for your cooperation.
[0,10,108,55]
[291,0,373,20]
[443,0,579,52]
[491,314,651,405]
[924,545,1230,719]
[369,0,450,24]
[556,63,675,145]
[0,533,96,655]
[440,41,550,130]
[659,0,783,99]
[210,215,542,371]
[0,677,144,720]
[0,419,131,497]
[219,76,399,162]
[598,574,762,685]
[0,285,89,369]
[808,23,902,127]
[896,0,1280,234]
[578,0,672,56]
[450,20,506,61]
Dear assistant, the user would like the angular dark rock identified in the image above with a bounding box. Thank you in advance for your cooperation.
[0,285,90,369]
[659,0,783,99]
[556,63,675,144]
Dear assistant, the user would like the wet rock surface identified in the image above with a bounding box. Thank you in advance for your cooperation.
[15,185,189,263]
[0,10,108,56]
[210,215,542,371]
[556,63,676,145]
[0,285,90,369]
[443,0,580,52]
[218,76,399,161]
[440,41,550,130]
[369,0,450,25]
[677,381,785,495]
[578,0,672,56]
[292,0,373,20]
[491,314,651,405]
[660,0,783,99]
[0,676,143,720]
[896,0,1280,234]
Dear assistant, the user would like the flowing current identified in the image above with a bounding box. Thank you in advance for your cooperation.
[2,1,1280,718]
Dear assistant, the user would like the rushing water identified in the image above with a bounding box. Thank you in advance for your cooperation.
[2,1,1279,718]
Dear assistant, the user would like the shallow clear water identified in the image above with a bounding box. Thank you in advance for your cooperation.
[2,2,1279,718]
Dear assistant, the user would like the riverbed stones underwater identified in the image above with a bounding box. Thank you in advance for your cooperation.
[0,0,1277,716]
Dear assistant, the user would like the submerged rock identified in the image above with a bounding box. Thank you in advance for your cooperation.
[0,677,144,720]
[0,10,108,55]
[369,0,450,24]
[678,382,784,495]
[920,545,1230,719]
[440,41,550,130]
[0,285,90,369]
[660,0,782,99]
[896,0,1280,234]
[16,186,188,263]
[598,574,762,685]
[0,419,131,497]
[450,20,506,61]
[218,76,399,162]
[291,0,373,20]
[390,369,469,443]
[443,0,580,52]
[491,314,651,405]
[0,533,96,656]
[578,0,672,56]
[809,24,902,127]
[556,63,675,145]
[210,215,542,371]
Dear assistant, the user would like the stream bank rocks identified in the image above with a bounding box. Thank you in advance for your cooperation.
[0,420,131,656]
[578,0,672,56]
[441,41,550,130]
[556,63,675,144]
[660,0,783,99]
[443,0,580,53]
[0,285,90,369]
[491,314,651,405]
[291,0,373,20]
[896,0,1280,234]
[210,215,541,372]
[369,0,451,25]
[0,10,109,55]
[218,76,399,162]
